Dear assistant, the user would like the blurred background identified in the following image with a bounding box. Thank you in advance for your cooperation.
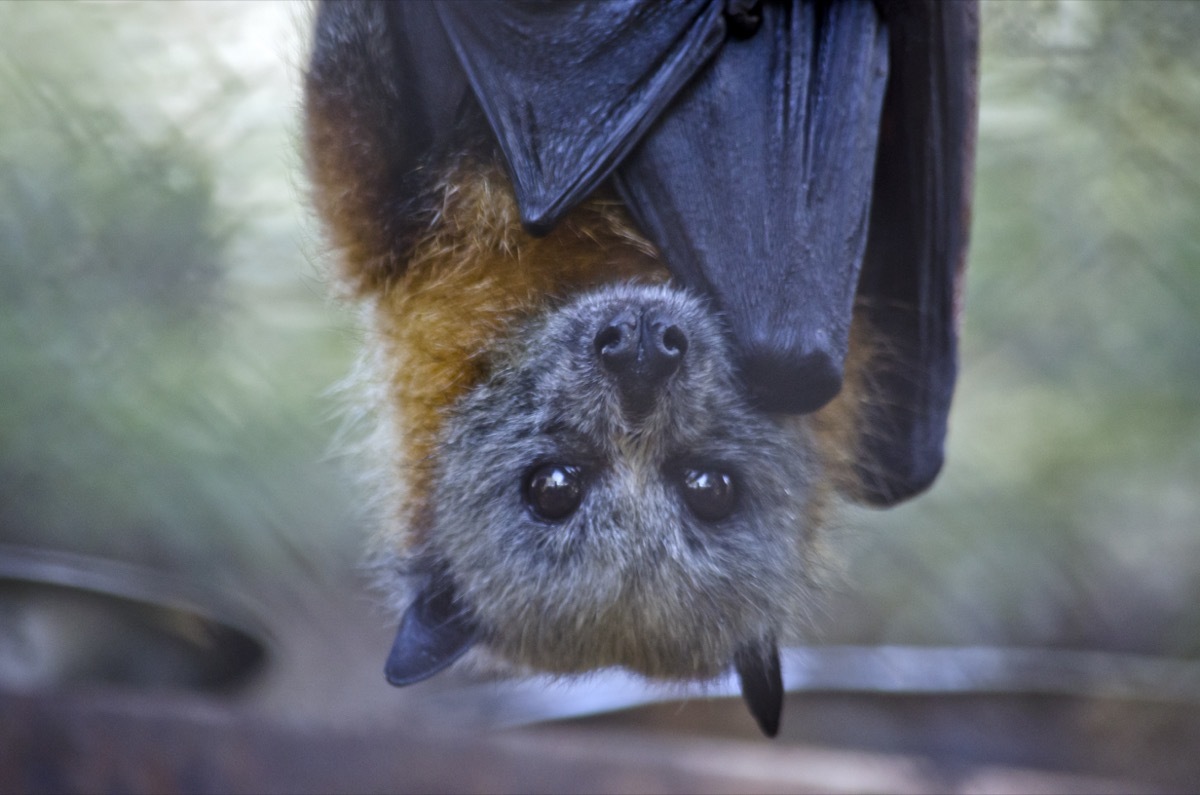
[1,1,1198,792]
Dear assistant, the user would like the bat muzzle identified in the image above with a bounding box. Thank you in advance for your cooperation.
[594,306,687,419]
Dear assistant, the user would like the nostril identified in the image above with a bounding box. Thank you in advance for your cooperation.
[659,323,688,359]
[594,324,624,357]
[595,309,639,372]
[641,312,686,383]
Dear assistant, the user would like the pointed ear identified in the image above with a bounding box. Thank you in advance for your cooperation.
[734,640,784,738]
[384,577,477,687]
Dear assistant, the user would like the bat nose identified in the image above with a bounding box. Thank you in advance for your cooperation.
[595,307,687,415]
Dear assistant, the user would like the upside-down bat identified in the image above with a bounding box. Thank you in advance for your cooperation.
[303,0,977,736]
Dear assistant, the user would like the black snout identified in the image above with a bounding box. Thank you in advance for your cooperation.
[595,307,687,416]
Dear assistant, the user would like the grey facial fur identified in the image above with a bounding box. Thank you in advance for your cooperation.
[420,283,821,680]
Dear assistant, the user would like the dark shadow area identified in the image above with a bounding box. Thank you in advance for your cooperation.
[0,546,265,693]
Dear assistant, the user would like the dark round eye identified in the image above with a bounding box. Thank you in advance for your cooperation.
[680,468,737,522]
[524,464,584,522]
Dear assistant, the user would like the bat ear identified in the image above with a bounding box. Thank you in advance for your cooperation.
[384,576,477,687]
[734,639,783,738]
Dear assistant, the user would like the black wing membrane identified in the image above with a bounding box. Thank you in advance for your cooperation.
[615,0,889,414]
[853,0,978,505]
[435,1,728,234]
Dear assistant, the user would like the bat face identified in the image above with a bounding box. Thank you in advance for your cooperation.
[423,283,820,680]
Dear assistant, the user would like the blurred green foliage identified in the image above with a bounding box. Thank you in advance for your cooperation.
[0,1,1196,659]
[0,2,357,597]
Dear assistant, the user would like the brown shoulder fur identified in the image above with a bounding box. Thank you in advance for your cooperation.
[303,14,435,296]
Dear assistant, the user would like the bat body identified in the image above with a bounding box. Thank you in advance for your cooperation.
[303,0,977,735]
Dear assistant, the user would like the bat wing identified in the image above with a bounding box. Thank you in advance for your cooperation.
[434,0,728,234]
[614,0,890,414]
[851,0,979,505]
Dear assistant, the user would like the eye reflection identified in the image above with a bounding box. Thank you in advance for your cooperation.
[524,464,584,522]
[680,468,736,522]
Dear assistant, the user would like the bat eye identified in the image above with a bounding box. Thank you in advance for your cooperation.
[524,464,584,522]
[680,468,737,522]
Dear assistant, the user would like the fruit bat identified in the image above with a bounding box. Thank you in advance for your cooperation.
[303,0,978,737]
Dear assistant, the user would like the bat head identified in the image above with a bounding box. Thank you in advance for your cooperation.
[401,283,820,683]
[321,157,851,736]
